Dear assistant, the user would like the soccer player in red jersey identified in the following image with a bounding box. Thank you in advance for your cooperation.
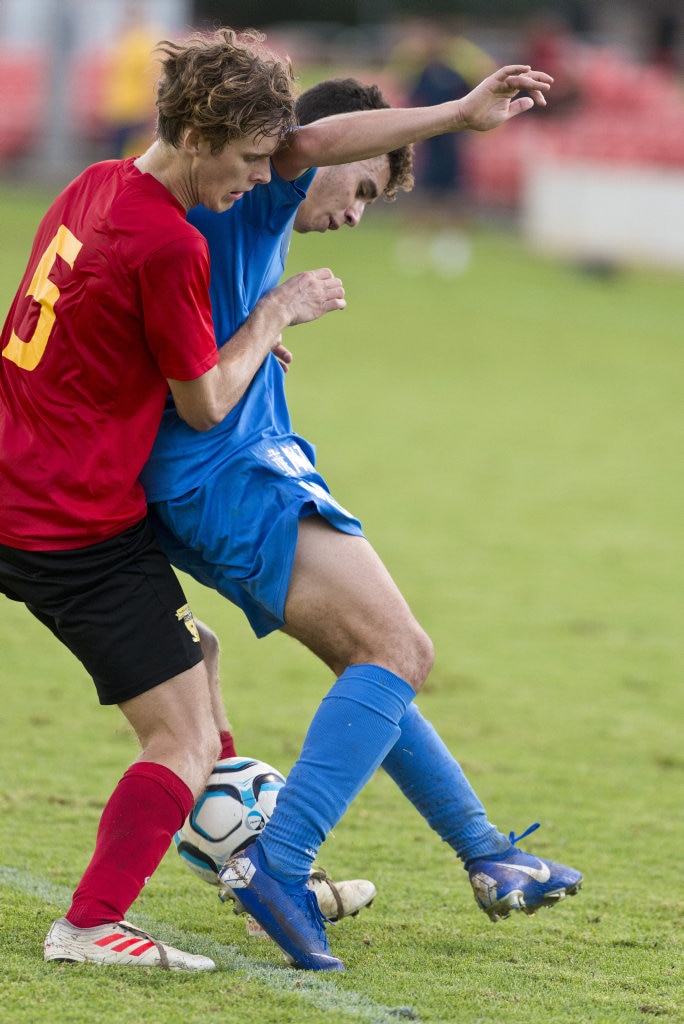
[0,28,345,970]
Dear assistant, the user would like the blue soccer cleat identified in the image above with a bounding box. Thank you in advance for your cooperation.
[467,823,583,922]
[218,843,344,971]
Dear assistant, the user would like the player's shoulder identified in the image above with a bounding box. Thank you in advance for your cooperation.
[114,161,207,258]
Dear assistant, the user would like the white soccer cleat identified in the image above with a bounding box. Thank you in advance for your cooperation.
[221,865,376,924]
[44,917,215,971]
[307,869,376,921]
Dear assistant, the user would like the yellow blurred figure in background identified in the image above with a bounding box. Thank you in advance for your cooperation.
[101,2,159,158]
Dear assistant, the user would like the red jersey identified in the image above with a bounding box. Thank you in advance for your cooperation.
[0,159,219,550]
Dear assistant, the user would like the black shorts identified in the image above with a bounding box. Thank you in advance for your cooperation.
[0,517,204,705]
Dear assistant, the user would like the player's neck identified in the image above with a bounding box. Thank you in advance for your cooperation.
[135,142,193,211]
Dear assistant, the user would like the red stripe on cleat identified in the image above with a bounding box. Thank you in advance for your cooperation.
[94,932,126,948]
[129,941,157,956]
[111,938,153,953]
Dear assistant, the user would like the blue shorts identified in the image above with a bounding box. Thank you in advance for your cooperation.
[148,435,364,638]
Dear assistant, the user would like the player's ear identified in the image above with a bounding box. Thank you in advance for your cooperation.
[182,128,204,155]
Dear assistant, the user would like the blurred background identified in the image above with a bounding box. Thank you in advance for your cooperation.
[1,0,683,271]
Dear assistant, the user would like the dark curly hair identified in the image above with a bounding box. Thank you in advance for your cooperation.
[295,78,414,200]
[155,28,297,153]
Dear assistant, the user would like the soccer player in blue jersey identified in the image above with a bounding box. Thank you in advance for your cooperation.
[141,65,582,971]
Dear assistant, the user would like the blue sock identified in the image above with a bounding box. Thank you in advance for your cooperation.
[381,703,510,864]
[259,664,415,883]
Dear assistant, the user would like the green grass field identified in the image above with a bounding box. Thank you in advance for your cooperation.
[0,184,682,1023]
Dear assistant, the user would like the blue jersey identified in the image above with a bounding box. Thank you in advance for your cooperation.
[140,166,316,502]
[141,164,363,637]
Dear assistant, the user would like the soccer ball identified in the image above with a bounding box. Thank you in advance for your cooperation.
[174,756,286,885]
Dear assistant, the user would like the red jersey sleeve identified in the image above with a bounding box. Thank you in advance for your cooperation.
[140,233,219,381]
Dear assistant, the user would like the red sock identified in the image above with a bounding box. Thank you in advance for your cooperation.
[219,730,237,759]
[66,762,194,928]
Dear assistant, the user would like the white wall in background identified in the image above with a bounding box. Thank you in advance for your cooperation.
[522,160,684,271]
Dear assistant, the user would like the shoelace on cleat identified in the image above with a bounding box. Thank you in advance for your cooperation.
[308,868,346,921]
[303,886,334,934]
[464,822,543,870]
[508,822,540,846]
[109,922,171,969]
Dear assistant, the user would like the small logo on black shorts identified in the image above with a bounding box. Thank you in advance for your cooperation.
[176,603,200,643]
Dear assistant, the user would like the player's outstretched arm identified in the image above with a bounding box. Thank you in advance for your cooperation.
[273,66,552,180]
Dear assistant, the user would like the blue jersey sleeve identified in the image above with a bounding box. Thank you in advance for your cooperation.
[187,167,316,347]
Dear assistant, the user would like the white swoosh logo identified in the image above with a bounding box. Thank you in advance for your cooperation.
[511,861,551,883]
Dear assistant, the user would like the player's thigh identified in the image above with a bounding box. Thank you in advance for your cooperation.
[283,516,432,683]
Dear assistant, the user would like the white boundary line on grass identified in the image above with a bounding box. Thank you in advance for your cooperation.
[0,866,421,1024]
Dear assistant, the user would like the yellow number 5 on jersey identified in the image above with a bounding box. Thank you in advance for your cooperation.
[2,225,83,372]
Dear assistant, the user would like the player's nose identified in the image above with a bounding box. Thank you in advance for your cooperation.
[252,158,272,185]
[343,201,364,228]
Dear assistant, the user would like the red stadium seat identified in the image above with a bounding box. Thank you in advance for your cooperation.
[0,47,47,163]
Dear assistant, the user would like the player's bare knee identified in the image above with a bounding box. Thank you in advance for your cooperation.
[183,728,221,798]
[207,727,222,767]
[376,621,433,691]
[403,624,434,691]
[418,628,435,681]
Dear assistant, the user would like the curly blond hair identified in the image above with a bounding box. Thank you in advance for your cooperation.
[154,28,297,153]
